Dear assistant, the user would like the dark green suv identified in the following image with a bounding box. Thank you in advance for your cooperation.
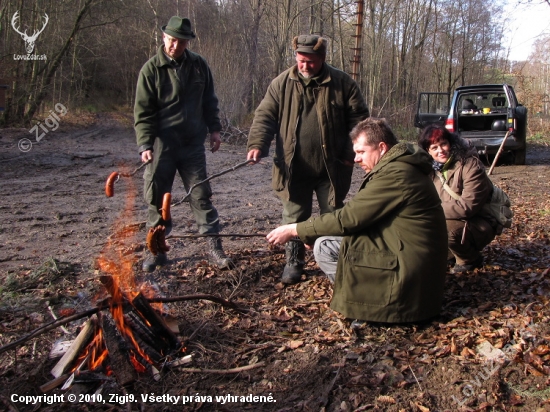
[414,84,528,165]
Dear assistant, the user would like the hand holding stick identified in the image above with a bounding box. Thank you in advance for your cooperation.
[105,161,150,197]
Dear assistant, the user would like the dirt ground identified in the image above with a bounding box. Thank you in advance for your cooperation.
[1,113,550,412]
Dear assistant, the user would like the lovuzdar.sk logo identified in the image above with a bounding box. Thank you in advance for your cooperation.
[11,11,48,61]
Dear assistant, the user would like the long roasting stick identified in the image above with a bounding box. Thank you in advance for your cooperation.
[488,130,511,176]
[171,159,253,207]
[166,233,266,239]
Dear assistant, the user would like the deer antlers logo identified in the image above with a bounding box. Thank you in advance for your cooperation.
[11,11,49,54]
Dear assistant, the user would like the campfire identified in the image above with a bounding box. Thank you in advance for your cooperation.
[43,276,186,392]
[41,171,188,393]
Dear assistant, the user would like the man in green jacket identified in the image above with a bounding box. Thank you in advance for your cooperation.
[134,16,232,272]
[267,118,448,325]
[246,34,369,285]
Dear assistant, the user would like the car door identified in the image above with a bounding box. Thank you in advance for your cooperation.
[414,92,450,129]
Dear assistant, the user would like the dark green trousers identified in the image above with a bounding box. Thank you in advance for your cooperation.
[281,175,336,225]
[143,142,220,235]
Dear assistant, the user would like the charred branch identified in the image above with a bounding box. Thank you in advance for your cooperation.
[98,312,137,387]
[131,293,181,351]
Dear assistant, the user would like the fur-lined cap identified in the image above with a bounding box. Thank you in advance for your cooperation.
[293,35,327,55]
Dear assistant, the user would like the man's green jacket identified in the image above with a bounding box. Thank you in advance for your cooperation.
[134,46,221,154]
[247,63,369,207]
[297,143,448,323]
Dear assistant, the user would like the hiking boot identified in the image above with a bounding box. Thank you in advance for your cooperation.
[281,239,305,284]
[450,255,484,274]
[208,237,234,269]
[350,319,367,330]
[142,252,167,272]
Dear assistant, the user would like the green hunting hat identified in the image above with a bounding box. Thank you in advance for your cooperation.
[162,16,196,40]
[292,35,327,55]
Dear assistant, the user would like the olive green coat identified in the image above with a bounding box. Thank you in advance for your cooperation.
[134,46,221,154]
[247,63,369,207]
[297,143,448,323]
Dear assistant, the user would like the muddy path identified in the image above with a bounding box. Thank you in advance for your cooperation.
[0,114,278,273]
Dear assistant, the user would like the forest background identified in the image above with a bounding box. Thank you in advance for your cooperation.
[0,0,549,138]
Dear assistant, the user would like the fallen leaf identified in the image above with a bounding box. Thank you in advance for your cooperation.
[376,395,396,404]
[415,402,430,412]
[288,340,303,349]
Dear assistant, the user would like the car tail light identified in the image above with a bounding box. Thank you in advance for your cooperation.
[507,108,515,133]
[445,118,455,132]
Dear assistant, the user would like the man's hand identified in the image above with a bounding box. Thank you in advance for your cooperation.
[266,224,298,245]
[247,149,262,164]
[141,150,153,163]
[210,131,221,153]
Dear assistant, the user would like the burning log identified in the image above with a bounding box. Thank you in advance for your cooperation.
[100,274,183,356]
[130,292,181,352]
[73,370,114,384]
[98,312,137,386]
[123,312,164,362]
[51,316,96,378]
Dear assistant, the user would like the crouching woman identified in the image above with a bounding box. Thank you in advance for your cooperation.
[418,125,497,273]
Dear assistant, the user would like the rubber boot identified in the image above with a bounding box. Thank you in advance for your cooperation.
[208,237,234,269]
[281,238,305,284]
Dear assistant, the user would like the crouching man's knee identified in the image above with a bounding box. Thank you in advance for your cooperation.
[313,236,343,283]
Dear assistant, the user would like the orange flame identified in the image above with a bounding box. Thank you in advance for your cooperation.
[130,355,147,373]
[88,328,108,370]
[69,325,107,373]
[94,164,155,370]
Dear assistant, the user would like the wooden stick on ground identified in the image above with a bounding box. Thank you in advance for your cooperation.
[0,307,101,355]
[46,301,71,335]
[175,361,265,374]
[40,373,70,393]
[149,294,248,313]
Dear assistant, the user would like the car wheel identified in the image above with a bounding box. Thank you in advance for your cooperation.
[514,148,526,165]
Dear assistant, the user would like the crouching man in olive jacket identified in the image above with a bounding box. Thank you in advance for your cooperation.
[267,118,448,325]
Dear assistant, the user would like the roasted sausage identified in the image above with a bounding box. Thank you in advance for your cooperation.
[158,226,170,253]
[161,193,171,221]
[146,227,158,255]
[105,172,119,197]
[146,226,170,255]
